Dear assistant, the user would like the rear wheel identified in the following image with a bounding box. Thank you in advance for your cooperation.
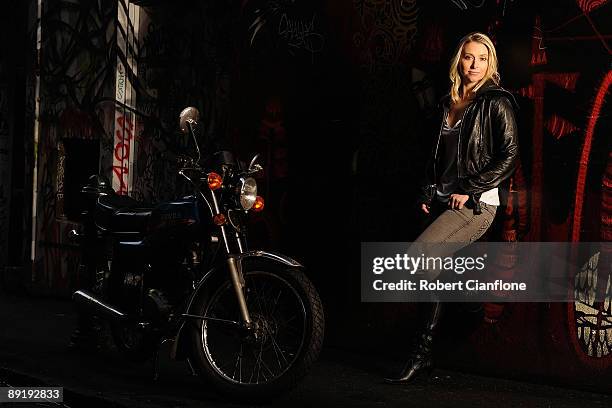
[188,263,324,401]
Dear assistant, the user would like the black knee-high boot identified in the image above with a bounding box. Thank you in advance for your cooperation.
[384,302,443,384]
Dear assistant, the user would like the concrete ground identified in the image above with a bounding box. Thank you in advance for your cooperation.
[0,294,610,408]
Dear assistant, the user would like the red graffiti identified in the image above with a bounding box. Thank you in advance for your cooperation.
[546,73,580,91]
[112,164,129,195]
[546,114,579,139]
[417,22,444,64]
[566,152,612,369]
[572,70,612,242]
[515,73,579,96]
[576,0,609,14]
[259,98,288,180]
[530,16,547,67]
[517,71,580,240]
[516,84,535,99]
[545,1,611,54]
[603,152,612,241]
[113,115,134,195]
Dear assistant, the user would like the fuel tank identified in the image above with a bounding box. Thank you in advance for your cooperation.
[147,196,206,240]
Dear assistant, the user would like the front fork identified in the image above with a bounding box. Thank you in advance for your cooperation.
[226,255,252,327]
[211,189,253,328]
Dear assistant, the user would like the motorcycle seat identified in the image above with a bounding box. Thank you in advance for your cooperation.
[96,194,152,233]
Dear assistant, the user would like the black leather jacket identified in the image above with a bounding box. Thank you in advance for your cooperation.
[418,79,519,214]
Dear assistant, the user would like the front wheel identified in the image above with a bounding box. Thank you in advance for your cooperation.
[188,263,324,401]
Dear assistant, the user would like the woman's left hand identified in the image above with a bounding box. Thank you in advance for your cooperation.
[449,193,469,209]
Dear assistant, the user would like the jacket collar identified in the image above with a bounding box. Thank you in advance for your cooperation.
[439,79,519,110]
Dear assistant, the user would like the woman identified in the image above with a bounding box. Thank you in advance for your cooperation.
[385,32,518,384]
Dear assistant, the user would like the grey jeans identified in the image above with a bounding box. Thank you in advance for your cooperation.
[416,200,497,244]
[409,200,497,281]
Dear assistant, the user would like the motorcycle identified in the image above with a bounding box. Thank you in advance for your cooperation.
[70,107,324,400]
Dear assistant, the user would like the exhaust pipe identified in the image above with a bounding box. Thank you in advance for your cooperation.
[73,290,127,321]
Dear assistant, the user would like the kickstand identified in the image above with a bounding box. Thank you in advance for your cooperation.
[153,348,160,381]
[152,338,171,382]
[186,357,197,376]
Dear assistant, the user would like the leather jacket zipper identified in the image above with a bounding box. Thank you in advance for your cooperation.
[430,110,445,199]
[456,103,481,214]
[456,103,472,179]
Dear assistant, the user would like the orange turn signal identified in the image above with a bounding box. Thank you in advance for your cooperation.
[213,213,227,225]
[252,196,264,212]
[207,172,223,190]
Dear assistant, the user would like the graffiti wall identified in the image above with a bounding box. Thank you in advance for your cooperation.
[30,0,120,295]
[130,1,234,203]
[23,0,236,295]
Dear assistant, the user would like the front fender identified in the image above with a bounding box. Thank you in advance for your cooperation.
[170,250,304,360]
[232,250,304,269]
[188,250,303,315]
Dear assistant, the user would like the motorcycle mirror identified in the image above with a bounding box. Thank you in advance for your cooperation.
[248,154,260,171]
[179,106,202,164]
[248,154,263,174]
[179,107,200,134]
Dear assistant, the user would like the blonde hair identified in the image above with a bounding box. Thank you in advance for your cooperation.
[449,32,500,104]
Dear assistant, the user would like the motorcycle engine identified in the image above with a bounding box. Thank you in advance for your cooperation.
[116,271,172,324]
[145,288,172,325]
[122,271,142,289]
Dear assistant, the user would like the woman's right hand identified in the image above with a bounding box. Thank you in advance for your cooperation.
[421,203,430,214]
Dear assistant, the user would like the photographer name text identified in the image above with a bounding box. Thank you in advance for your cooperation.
[372,279,527,292]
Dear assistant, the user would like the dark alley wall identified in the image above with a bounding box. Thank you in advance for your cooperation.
[0,0,29,288]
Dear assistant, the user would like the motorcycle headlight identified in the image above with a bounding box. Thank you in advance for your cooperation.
[239,177,257,210]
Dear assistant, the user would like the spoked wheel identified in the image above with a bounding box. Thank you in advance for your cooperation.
[189,265,324,400]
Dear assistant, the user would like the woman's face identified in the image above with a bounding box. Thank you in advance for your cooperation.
[460,41,489,85]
